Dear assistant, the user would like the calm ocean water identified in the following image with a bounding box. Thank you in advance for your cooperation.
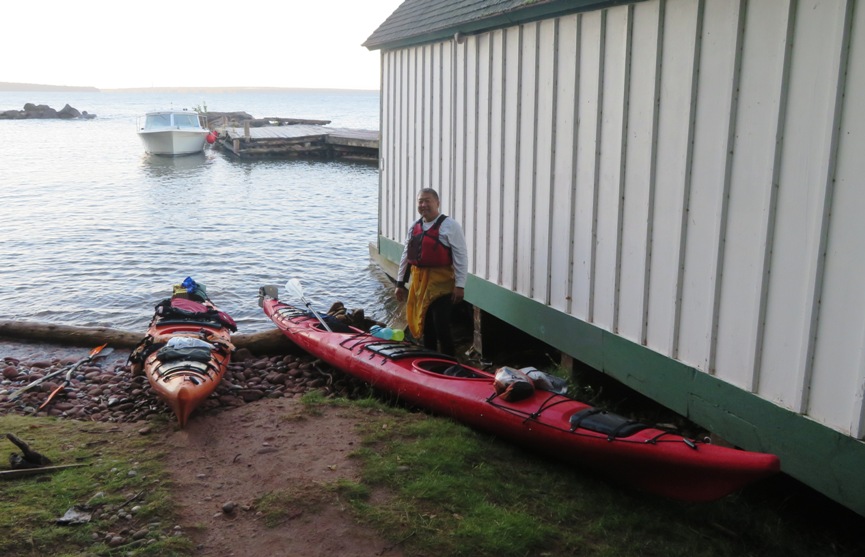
[0,90,399,334]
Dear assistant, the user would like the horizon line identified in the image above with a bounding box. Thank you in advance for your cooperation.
[0,82,380,93]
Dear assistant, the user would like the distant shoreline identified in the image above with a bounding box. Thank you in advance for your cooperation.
[0,82,377,94]
[0,82,99,93]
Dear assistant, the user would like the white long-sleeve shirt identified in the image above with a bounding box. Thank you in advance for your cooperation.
[396,215,468,288]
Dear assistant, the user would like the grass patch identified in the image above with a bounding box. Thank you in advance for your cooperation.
[338,398,864,557]
[2,394,862,557]
[253,480,371,529]
[255,484,328,527]
[0,415,192,557]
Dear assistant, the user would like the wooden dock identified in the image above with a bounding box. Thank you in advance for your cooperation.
[215,123,379,161]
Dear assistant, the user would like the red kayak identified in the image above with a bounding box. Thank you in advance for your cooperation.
[259,285,780,502]
[130,279,236,427]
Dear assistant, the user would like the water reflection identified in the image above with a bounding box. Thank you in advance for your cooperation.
[139,152,210,179]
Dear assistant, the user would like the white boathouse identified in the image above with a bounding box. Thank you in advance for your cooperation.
[365,0,865,516]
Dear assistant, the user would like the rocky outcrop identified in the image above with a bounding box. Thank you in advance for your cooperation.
[202,111,255,127]
[202,111,330,129]
[0,103,96,120]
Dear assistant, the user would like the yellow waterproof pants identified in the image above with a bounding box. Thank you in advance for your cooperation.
[406,266,455,340]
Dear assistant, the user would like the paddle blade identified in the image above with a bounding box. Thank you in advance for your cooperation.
[285,278,304,299]
[94,347,114,359]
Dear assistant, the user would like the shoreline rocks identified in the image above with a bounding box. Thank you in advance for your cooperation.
[0,103,96,120]
[0,319,383,424]
[0,347,372,425]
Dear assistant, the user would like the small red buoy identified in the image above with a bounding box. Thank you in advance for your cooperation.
[206,132,216,144]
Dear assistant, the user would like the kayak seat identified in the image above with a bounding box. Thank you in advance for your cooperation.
[569,408,649,440]
[413,359,485,378]
[152,360,213,380]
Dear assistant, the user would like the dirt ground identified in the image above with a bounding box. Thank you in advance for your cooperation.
[1,338,403,557]
[158,398,404,557]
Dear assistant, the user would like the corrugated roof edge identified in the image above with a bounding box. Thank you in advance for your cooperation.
[363,0,640,51]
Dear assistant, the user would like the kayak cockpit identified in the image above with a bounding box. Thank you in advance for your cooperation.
[411,358,489,379]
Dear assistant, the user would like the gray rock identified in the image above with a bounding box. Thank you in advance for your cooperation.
[58,104,81,118]
[0,103,96,120]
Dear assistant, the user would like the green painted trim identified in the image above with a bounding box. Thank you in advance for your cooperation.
[687,374,865,516]
[602,333,695,417]
[374,239,865,515]
[465,277,605,370]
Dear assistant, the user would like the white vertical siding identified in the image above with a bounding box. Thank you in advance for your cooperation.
[677,0,742,374]
[571,11,603,321]
[441,41,454,217]
[501,29,520,291]
[487,30,505,285]
[618,1,661,346]
[714,0,792,391]
[549,15,579,313]
[534,19,556,306]
[645,0,699,358]
[451,40,466,221]
[420,45,431,192]
[414,47,425,193]
[404,49,416,193]
[760,0,849,414]
[388,49,405,241]
[430,44,444,202]
[515,23,538,298]
[462,37,479,275]
[379,0,865,439]
[380,51,392,241]
[808,0,864,437]
[475,34,492,282]
[593,6,629,332]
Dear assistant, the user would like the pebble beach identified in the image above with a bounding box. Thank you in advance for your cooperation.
[0,339,369,425]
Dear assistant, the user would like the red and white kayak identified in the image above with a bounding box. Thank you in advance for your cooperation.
[130,281,235,427]
[259,285,780,502]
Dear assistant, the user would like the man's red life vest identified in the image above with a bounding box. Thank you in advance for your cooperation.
[406,214,453,267]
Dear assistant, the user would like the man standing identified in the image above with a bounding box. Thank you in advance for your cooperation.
[394,188,468,356]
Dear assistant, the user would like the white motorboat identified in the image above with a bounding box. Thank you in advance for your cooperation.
[137,110,210,156]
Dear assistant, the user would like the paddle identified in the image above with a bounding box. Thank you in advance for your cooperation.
[10,344,112,402]
[285,278,332,332]
[44,345,114,411]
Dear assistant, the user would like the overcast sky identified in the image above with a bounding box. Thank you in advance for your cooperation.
[1,0,404,90]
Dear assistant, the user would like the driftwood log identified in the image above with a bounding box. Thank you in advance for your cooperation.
[6,433,52,468]
[0,463,89,479]
[0,320,294,354]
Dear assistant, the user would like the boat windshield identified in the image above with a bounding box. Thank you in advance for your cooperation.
[145,113,172,127]
[143,113,201,129]
[172,113,202,128]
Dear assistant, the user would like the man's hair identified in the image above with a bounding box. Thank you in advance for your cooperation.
[419,188,439,201]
